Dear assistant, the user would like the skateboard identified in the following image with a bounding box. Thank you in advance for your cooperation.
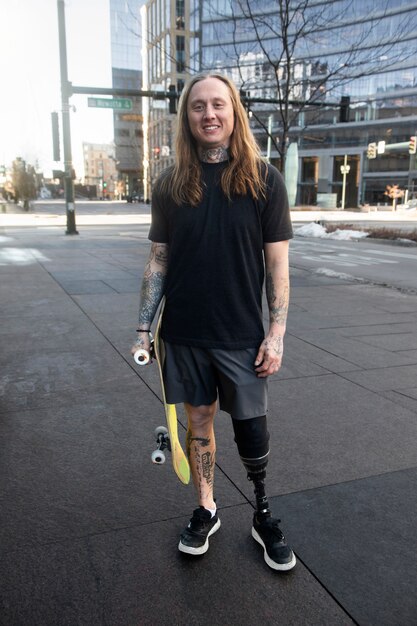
[134,300,190,485]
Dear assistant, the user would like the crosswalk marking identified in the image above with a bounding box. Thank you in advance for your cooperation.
[360,248,417,261]
[290,240,405,267]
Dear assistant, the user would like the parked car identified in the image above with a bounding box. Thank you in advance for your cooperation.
[126,192,143,203]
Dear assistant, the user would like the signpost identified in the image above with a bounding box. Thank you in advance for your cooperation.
[340,155,350,210]
[88,97,133,110]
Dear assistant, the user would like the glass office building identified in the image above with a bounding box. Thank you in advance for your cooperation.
[141,0,417,206]
[200,0,417,207]
[141,0,200,188]
[110,0,144,197]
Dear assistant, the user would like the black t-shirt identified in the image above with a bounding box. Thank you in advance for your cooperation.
[149,161,293,349]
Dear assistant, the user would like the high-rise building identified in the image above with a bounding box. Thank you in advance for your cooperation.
[141,0,200,190]
[110,0,144,198]
[200,0,417,207]
[142,0,417,207]
[83,143,118,199]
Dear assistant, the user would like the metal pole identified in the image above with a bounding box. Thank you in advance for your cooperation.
[57,0,78,235]
[266,115,272,163]
[407,133,416,193]
[341,154,348,210]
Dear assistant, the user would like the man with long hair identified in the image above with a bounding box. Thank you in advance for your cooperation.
[131,73,295,571]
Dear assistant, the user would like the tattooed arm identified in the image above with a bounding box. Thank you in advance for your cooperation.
[130,242,169,356]
[255,240,290,378]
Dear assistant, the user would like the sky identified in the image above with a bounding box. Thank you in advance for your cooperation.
[0,0,116,178]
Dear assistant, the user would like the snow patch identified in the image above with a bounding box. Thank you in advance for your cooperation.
[295,222,368,240]
[295,222,327,237]
[328,229,368,241]
[315,267,354,280]
[315,267,364,282]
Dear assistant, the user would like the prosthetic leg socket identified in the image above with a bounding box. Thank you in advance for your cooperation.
[232,416,271,518]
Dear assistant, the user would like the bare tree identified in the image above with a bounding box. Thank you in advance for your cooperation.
[12,158,37,210]
[202,0,417,172]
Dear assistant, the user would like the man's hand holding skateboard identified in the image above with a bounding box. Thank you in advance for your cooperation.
[131,330,153,365]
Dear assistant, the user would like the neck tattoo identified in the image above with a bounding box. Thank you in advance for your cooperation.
[200,146,229,163]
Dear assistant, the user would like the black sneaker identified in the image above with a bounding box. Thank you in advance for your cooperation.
[178,506,221,555]
[252,514,296,571]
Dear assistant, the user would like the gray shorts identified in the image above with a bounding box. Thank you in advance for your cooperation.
[162,342,268,420]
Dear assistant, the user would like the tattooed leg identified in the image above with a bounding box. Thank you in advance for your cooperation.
[184,402,217,510]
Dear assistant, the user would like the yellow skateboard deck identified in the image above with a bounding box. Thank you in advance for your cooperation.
[153,301,190,485]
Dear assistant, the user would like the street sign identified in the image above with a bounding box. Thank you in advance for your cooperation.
[377,140,386,154]
[119,113,143,122]
[88,97,133,110]
[367,142,377,159]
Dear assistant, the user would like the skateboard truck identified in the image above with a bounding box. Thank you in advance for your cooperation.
[151,426,171,464]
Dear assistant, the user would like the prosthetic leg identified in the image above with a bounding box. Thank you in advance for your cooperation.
[232,416,271,519]
[233,416,296,571]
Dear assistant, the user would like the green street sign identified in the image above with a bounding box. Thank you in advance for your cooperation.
[88,97,133,110]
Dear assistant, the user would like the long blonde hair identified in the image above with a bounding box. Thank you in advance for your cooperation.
[157,73,266,206]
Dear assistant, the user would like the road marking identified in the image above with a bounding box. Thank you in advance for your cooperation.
[292,248,399,267]
[292,239,417,260]
[291,242,399,267]
[361,248,417,261]
[338,253,396,265]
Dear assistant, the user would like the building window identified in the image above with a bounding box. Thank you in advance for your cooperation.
[165,34,171,73]
[176,0,185,29]
[176,35,185,72]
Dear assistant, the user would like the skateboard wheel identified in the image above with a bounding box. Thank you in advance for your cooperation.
[134,349,150,365]
[154,426,168,438]
[151,449,166,464]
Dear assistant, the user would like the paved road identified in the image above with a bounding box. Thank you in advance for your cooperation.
[291,236,417,292]
[2,199,417,228]
[3,198,417,293]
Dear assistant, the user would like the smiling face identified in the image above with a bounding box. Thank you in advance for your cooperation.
[186,77,235,153]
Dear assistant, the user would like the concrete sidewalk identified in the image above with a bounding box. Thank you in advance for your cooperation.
[0,221,416,625]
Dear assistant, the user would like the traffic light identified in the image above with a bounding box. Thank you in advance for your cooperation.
[168,85,177,114]
[339,96,350,123]
[409,136,417,154]
[103,181,107,188]
[367,142,377,159]
[240,89,250,113]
